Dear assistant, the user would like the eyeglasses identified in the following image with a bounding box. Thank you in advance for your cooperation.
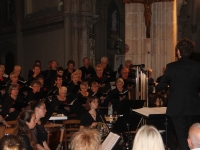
[37,107,46,111]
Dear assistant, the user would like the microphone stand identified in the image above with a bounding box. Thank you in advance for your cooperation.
[125,123,131,149]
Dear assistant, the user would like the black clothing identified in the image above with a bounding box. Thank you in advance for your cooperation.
[26,91,44,103]
[80,111,104,127]
[110,88,129,113]
[63,69,76,83]
[156,57,200,150]
[20,134,33,150]
[32,123,47,146]
[52,96,69,116]
[79,66,95,81]
[2,96,23,120]
[90,75,111,93]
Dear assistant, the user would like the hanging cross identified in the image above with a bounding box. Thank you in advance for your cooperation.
[123,0,174,38]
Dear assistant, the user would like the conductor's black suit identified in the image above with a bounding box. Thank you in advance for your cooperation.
[156,57,200,150]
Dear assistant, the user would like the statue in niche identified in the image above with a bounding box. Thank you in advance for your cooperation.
[112,10,117,30]
[82,0,92,12]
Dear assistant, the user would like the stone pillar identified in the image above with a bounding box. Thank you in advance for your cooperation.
[151,1,176,78]
[72,15,81,68]
[63,0,72,68]
[15,0,23,66]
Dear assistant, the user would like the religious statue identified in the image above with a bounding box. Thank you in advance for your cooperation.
[112,10,117,30]
[144,1,152,38]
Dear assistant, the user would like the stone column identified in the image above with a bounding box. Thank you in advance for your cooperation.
[63,0,72,68]
[71,15,81,68]
[15,0,23,66]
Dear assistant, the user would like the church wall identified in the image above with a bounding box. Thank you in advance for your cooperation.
[23,28,65,80]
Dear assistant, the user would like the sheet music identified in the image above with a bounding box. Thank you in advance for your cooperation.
[132,107,166,117]
[102,132,120,150]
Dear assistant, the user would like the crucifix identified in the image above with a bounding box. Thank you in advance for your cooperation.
[123,0,174,38]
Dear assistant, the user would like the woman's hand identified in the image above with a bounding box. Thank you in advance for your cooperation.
[91,122,98,128]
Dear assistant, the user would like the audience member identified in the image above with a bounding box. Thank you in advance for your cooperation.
[70,128,101,150]
[0,134,25,150]
[188,123,200,150]
[132,125,165,150]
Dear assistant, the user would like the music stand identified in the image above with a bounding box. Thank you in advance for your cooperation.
[132,107,169,150]
[113,100,145,133]
[117,100,145,114]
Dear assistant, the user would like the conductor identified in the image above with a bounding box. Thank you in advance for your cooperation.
[155,38,200,150]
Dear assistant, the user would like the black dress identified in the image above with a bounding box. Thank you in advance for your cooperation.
[80,111,103,127]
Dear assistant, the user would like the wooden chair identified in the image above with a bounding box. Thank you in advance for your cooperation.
[0,125,5,139]
[63,119,80,150]
[44,123,63,145]
[6,120,17,128]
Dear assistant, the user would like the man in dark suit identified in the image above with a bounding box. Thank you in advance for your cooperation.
[155,38,200,150]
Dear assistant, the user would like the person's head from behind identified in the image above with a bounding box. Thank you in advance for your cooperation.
[175,38,195,59]
[188,123,200,149]
[132,125,164,150]
[70,128,101,150]
[0,134,25,150]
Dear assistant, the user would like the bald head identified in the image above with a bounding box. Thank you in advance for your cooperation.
[188,123,200,149]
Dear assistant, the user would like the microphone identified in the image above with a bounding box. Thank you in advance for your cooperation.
[3,114,9,120]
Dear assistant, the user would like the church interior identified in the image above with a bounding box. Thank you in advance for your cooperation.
[0,0,200,150]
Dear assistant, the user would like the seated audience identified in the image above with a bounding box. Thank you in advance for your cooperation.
[13,110,37,150]
[0,134,25,150]
[132,125,165,150]
[30,101,50,150]
[188,123,200,150]
[70,128,101,150]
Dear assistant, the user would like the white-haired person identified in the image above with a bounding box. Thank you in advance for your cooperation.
[70,128,102,150]
[188,123,200,150]
[132,125,165,150]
